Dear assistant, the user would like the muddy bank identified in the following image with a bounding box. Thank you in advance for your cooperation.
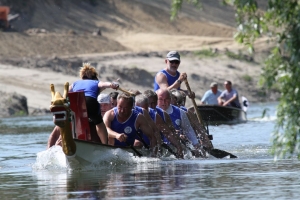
[0,50,279,117]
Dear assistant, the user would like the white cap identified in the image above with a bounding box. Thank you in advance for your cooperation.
[97,93,111,104]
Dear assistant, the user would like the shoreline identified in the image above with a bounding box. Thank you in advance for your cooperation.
[0,50,279,116]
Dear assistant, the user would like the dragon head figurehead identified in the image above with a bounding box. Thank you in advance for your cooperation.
[50,82,76,156]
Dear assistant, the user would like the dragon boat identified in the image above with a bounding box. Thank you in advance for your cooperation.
[49,82,153,169]
[49,82,237,168]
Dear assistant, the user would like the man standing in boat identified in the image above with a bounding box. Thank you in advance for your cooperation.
[218,80,241,108]
[103,93,157,155]
[153,51,195,99]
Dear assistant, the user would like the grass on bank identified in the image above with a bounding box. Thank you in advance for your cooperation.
[193,48,254,63]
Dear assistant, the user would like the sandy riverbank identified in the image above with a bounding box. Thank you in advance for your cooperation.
[0,0,278,115]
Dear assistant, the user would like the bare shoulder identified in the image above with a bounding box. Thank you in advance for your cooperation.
[103,109,115,121]
[136,113,147,125]
[155,71,167,82]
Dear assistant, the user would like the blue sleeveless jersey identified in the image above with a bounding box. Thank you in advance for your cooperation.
[155,106,165,122]
[148,108,156,121]
[180,106,187,112]
[133,106,151,146]
[168,105,182,130]
[112,108,140,147]
[155,106,173,144]
[135,106,156,122]
[153,70,180,91]
[71,80,99,99]
[134,106,144,114]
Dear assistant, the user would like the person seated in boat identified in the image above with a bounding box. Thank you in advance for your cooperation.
[217,80,241,108]
[200,82,222,105]
[135,94,184,158]
[156,88,203,152]
[97,93,113,116]
[126,89,162,152]
[103,92,157,155]
[143,89,183,140]
[109,91,119,107]
[143,89,203,157]
[69,63,119,144]
[169,89,188,111]
[170,89,213,151]
[153,50,195,99]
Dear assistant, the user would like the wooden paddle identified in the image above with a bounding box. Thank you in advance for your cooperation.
[184,79,237,159]
[126,141,143,157]
[117,86,136,96]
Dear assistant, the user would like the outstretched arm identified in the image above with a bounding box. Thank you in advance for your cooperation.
[98,82,119,92]
[136,115,157,149]
[142,109,162,147]
[156,114,183,158]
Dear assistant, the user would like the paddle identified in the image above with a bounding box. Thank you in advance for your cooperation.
[125,141,143,157]
[136,130,178,157]
[136,131,150,149]
[116,86,136,97]
[184,79,237,159]
[179,138,206,157]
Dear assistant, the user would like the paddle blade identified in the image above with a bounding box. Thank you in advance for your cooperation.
[205,148,237,159]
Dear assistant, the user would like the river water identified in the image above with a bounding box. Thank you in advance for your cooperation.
[1,102,299,199]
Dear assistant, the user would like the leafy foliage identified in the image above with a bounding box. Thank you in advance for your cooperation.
[171,0,300,159]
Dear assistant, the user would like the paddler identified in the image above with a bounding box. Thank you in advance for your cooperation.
[69,63,119,144]
[153,50,195,99]
[103,93,158,156]
[170,89,213,151]
[156,88,203,154]
[134,94,184,158]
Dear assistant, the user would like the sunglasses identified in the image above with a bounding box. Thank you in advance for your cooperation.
[169,60,180,64]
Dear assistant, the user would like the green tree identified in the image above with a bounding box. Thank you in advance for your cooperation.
[171,0,300,159]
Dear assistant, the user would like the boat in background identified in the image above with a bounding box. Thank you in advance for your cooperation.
[188,105,247,125]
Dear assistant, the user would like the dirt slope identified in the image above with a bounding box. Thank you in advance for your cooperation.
[0,0,236,57]
[0,0,276,114]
